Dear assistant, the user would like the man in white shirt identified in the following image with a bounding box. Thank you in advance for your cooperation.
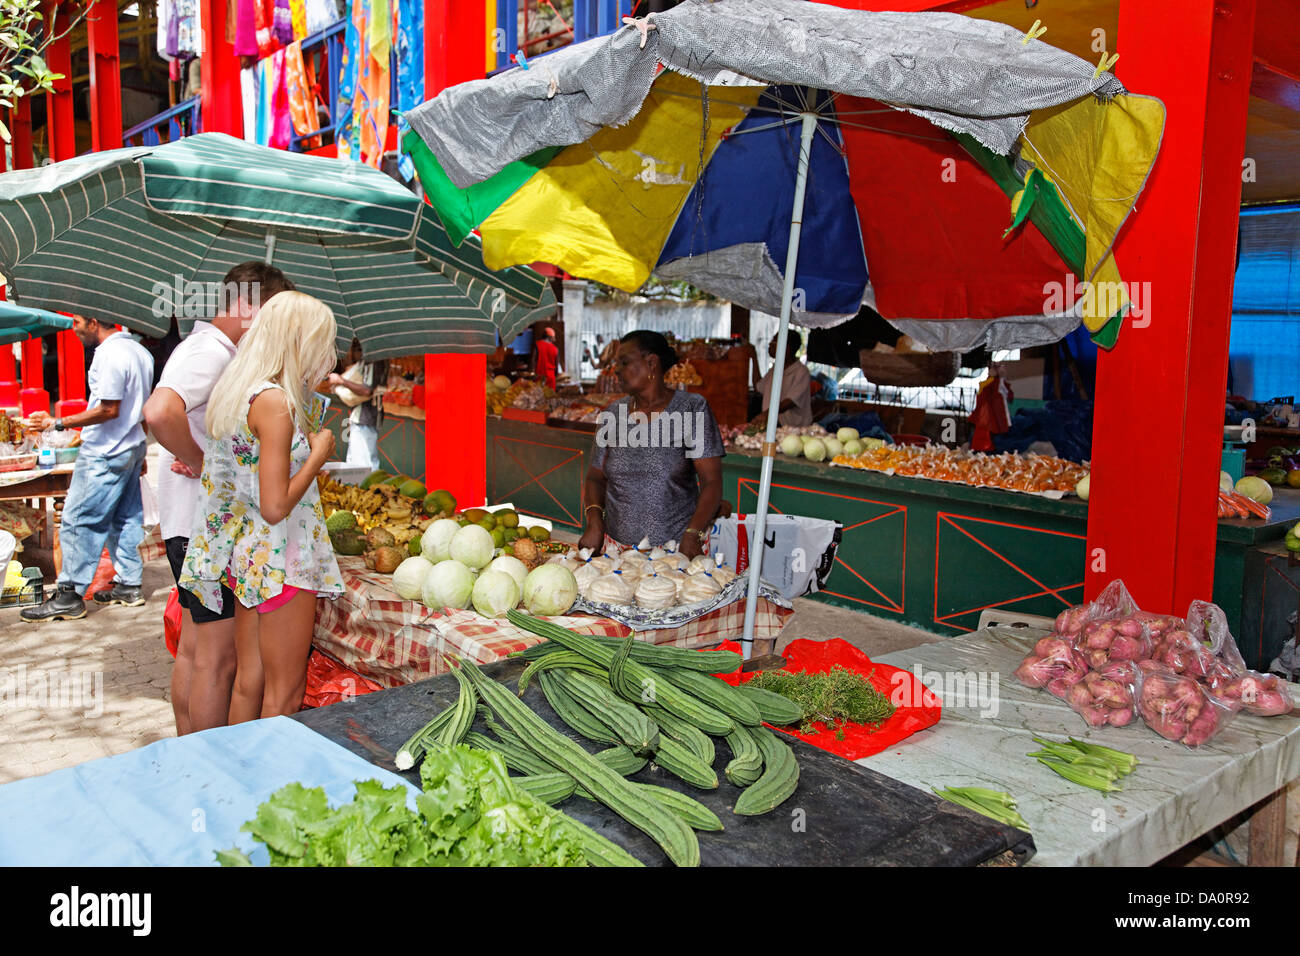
[23,317,154,622]
[143,262,295,734]
[756,331,814,428]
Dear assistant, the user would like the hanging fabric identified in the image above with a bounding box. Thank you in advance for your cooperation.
[269,48,294,150]
[393,0,423,181]
[335,0,362,161]
[234,0,259,56]
[157,0,175,62]
[356,0,391,169]
[289,0,308,41]
[255,57,275,146]
[255,0,279,57]
[273,0,294,46]
[285,41,321,150]
[240,65,260,144]
[305,0,339,36]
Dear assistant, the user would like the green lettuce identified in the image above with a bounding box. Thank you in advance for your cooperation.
[219,745,585,867]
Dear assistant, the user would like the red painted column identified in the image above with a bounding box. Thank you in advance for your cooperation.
[1085,0,1257,612]
[44,3,75,160]
[21,339,42,389]
[11,99,33,169]
[200,0,243,137]
[57,330,85,403]
[87,0,122,151]
[0,286,13,381]
[423,0,488,506]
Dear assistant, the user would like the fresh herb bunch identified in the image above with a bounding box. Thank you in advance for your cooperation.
[748,665,896,738]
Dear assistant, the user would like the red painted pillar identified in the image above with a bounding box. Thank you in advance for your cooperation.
[1085,0,1257,612]
[11,99,33,169]
[200,0,243,137]
[57,330,85,403]
[44,3,75,160]
[87,0,122,151]
[423,0,488,506]
[0,287,13,382]
[20,339,42,389]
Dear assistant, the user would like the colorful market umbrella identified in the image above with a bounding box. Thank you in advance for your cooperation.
[402,0,1165,652]
[0,133,555,360]
[0,302,72,345]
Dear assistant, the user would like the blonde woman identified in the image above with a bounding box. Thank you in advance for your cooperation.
[180,291,343,723]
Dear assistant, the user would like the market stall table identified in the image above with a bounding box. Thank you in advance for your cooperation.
[293,658,1034,866]
[0,464,74,549]
[861,625,1300,867]
[313,556,794,688]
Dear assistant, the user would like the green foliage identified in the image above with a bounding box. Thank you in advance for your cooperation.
[747,666,897,736]
[0,0,79,143]
[218,746,588,867]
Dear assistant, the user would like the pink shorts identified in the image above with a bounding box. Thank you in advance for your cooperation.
[224,574,310,614]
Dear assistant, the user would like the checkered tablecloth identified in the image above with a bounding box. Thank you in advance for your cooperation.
[312,557,794,688]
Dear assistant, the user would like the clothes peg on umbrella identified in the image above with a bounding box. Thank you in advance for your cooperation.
[1021,19,1047,44]
[622,15,657,49]
[1093,51,1119,78]
[512,49,530,70]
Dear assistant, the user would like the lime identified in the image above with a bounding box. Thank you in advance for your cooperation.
[502,544,515,557]
[408,537,422,557]
[497,510,519,529]
[433,489,456,514]
[477,517,496,533]
[456,517,471,528]
[502,527,520,543]
[491,527,506,548]
[1286,532,1300,553]
[527,525,550,542]
[464,508,489,524]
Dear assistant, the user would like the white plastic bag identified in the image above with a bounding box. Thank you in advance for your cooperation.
[708,513,840,600]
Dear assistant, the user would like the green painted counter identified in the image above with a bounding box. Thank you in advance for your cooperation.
[467,420,1297,668]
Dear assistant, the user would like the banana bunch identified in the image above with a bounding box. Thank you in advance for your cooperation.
[318,476,388,531]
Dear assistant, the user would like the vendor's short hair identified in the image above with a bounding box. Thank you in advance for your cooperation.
[222,261,296,302]
[622,330,678,377]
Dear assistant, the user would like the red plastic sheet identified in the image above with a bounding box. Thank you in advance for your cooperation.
[164,587,182,658]
[301,649,384,709]
[716,638,942,760]
[162,592,380,709]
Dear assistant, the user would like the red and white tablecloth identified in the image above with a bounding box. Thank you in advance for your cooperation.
[313,557,794,689]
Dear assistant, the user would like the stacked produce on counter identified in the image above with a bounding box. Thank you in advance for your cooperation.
[664,361,703,386]
[1254,445,1300,489]
[835,444,1088,494]
[549,392,626,423]
[1013,580,1293,746]
[1219,470,1273,520]
[553,537,740,610]
[320,470,450,551]
[388,507,578,620]
[728,424,884,462]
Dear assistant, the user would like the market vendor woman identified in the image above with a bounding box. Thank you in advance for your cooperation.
[580,331,724,559]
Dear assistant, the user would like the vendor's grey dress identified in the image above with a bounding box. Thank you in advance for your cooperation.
[591,389,724,547]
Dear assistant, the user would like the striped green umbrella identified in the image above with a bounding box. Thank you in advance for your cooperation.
[0,301,72,345]
[0,133,554,359]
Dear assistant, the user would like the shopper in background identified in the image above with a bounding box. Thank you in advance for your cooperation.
[180,291,343,723]
[22,316,154,622]
[534,326,559,389]
[327,338,386,471]
[144,261,295,735]
[756,330,813,428]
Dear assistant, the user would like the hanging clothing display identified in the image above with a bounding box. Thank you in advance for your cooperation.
[284,41,321,150]
[235,0,259,56]
[305,0,341,36]
[392,0,423,181]
[269,49,294,150]
[255,0,279,57]
[240,66,259,143]
[273,0,295,46]
[290,0,308,40]
[334,0,361,161]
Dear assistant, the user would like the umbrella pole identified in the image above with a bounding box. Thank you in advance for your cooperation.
[739,111,818,659]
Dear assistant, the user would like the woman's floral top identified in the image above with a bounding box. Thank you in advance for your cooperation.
[180,382,342,612]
